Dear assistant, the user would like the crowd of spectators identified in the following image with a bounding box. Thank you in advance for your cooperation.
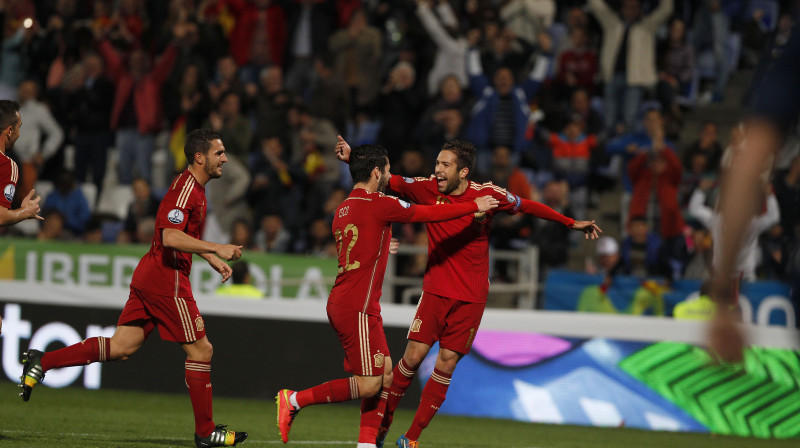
[0,0,797,293]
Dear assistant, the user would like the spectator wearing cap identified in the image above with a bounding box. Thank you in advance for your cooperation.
[215,261,264,298]
[587,235,623,290]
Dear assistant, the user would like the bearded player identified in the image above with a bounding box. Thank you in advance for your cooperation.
[0,100,43,346]
[337,137,601,448]
[19,129,248,448]
[276,144,499,447]
[0,100,43,226]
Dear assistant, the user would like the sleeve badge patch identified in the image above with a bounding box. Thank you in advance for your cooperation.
[3,184,14,202]
[398,199,411,209]
[404,177,415,183]
[168,209,185,224]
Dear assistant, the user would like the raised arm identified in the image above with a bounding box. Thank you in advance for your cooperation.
[519,198,601,239]
[416,1,459,51]
[394,195,498,223]
[466,48,491,96]
[640,0,673,31]
[587,0,619,30]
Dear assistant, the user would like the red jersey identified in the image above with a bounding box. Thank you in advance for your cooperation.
[0,151,19,209]
[328,188,478,316]
[388,175,575,303]
[131,170,207,297]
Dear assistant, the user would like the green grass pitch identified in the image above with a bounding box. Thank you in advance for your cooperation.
[0,380,796,448]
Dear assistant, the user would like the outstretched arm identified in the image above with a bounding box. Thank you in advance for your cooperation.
[391,196,499,223]
[518,198,601,239]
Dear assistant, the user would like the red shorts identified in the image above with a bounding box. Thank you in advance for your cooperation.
[407,292,485,355]
[327,302,389,377]
[118,286,206,343]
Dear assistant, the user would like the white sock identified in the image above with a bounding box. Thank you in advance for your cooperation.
[289,391,300,410]
[356,444,377,448]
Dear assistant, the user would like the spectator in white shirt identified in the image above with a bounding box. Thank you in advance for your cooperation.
[15,79,63,206]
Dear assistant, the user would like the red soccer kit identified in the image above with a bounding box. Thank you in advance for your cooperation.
[388,175,575,353]
[327,187,479,376]
[0,151,19,209]
[120,170,209,342]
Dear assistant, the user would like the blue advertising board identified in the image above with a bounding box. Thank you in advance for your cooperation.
[543,270,795,327]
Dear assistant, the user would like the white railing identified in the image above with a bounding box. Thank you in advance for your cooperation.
[382,245,540,309]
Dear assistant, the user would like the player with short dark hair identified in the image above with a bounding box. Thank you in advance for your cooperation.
[0,99,43,226]
[19,129,248,447]
[276,144,500,447]
[336,136,601,448]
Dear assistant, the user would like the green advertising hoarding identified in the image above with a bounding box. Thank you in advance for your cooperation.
[0,238,338,297]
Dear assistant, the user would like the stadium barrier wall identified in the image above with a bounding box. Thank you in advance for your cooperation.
[1,281,799,438]
[544,270,796,327]
[0,238,338,297]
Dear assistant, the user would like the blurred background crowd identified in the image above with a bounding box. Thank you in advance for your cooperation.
[0,0,797,299]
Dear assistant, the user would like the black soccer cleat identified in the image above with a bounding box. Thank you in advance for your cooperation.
[19,349,45,401]
[195,424,248,447]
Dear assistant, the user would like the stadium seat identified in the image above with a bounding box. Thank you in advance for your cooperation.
[676,70,700,107]
[80,183,97,213]
[33,180,54,203]
[96,185,135,220]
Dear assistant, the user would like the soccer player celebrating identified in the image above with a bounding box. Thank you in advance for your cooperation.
[19,129,248,448]
[276,144,499,447]
[0,100,43,226]
[336,137,601,448]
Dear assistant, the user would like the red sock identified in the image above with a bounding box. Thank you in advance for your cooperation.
[186,360,215,437]
[381,358,417,428]
[358,387,389,443]
[296,377,359,408]
[406,368,451,441]
[41,337,111,372]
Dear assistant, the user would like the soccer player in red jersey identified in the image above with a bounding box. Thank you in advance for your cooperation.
[18,129,248,448]
[0,100,43,226]
[336,137,601,448]
[276,144,499,447]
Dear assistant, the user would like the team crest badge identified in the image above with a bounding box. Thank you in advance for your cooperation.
[168,209,185,224]
[374,353,385,369]
[410,318,422,333]
[3,184,14,202]
[195,316,205,332]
